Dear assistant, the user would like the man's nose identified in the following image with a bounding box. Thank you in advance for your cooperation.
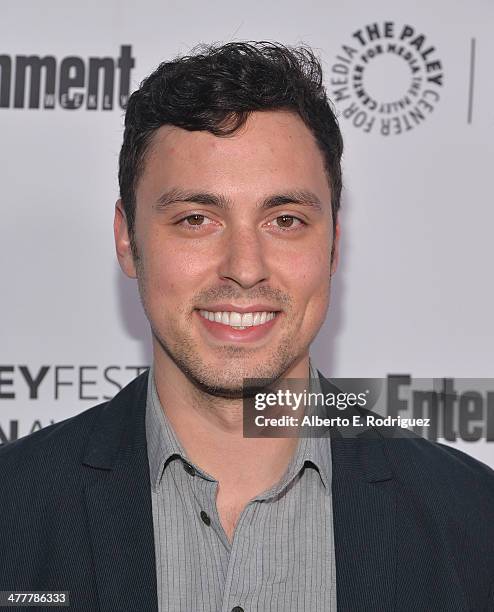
[218,226,269,289]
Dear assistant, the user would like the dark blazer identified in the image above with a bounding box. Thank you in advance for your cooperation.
[1,370,493,611]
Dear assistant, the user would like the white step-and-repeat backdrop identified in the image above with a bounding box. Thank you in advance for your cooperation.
[2,0,493,466]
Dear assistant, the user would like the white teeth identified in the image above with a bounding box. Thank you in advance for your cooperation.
[229,312,242,326]
[241,313,253,327]
[198,310,278,329]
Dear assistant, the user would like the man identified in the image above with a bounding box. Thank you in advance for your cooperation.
[1,41,493,612]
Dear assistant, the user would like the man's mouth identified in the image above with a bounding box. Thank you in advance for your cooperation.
[198,309,278,330]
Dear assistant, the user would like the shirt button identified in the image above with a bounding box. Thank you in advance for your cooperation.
[200,510,211,526]
[231,607,244,612]
[183,462,195,476]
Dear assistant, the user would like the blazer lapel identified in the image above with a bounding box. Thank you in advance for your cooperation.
[319,372,397,612]
[82,371,158,612]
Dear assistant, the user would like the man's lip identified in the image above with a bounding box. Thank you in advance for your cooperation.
[194,304,281,313]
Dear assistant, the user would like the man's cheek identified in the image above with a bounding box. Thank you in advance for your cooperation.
[147,256,186,292]
[289,256,330,289]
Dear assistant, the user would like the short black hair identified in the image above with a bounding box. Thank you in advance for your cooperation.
[119,41,343,257]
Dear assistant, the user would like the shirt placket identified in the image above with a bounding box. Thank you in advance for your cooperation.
[182,459,234,554]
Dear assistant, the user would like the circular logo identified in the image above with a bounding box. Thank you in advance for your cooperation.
[330,22,444,136]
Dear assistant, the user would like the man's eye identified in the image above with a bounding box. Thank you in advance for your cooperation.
[271,215,304,229]
[179,214,212,227]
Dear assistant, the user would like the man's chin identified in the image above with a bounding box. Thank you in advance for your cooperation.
[185,367,283,399]
[177,349,297,398]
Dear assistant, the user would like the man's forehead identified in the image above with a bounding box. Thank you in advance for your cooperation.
[135,110,332,208]
[147,110,319,157]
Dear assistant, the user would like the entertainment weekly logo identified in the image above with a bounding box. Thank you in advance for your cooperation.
[0,45,134,110]
[330,21,444,135]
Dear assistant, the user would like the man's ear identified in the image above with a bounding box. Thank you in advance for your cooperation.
[330,219,340,276]
[114,199,137,279]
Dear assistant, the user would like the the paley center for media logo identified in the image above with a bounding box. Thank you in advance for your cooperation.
[330,21,444,135]
[0,45,135,110]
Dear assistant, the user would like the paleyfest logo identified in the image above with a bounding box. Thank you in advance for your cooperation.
[330,21,444,135]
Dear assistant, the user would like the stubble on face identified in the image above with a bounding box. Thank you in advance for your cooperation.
[134,248,332,399]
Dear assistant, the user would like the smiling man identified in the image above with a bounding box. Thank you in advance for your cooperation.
[1,41,494,612]
[115,111,339,543]
[113,45,341,609]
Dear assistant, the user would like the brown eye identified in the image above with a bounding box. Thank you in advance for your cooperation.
[276,215,297,228]
[177,214,216,231]
[186,214,205,225]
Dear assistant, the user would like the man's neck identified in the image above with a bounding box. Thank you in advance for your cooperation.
[151,349,312,494]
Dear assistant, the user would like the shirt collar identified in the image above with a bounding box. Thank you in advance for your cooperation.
[307,358,332,491]
[252,360,332,499]
[145,359,332,493]
[145,364,189,492]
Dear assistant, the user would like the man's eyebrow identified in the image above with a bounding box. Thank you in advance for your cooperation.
[155,188,324,211]
[261,191,323,211]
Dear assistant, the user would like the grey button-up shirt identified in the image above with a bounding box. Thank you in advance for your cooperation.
[145,361,337,611]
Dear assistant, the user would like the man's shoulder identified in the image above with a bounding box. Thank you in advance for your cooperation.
[0,371,148,481]
[382,434,494,514]
[318,370,494,493]
[384,430,494,479]
[0,400,107,479]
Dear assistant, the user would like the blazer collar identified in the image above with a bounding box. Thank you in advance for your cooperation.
[319,372,397,611]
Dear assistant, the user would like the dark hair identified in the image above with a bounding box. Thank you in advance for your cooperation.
[119,41,343,256]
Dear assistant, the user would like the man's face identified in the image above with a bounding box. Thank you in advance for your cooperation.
[115,110,339,396]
